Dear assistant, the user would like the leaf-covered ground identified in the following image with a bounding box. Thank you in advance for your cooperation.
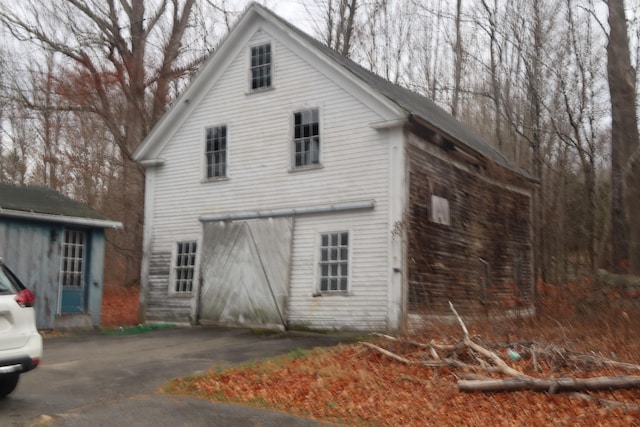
[101,285,140,327]
[103,282,640,426]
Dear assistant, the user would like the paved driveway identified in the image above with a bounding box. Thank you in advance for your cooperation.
[0,326,350,427]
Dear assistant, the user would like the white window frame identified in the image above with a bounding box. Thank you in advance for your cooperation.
[248,41,273,92]
[316,230,351,294]
[291,107,322,170]
[204,124,228,180]
[60,229,86,288]
[169,241,198,295]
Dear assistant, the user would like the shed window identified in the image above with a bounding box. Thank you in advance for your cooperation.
[431,195,450,226]
[250,43,271,90]
[206,125,227,179]
[173,241,197,293]
[293,108,320,168]
[61,230,85,287]
[319,231,349,292]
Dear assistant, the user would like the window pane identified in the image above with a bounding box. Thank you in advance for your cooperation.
[60,229,86,289]
[174,241,197,293]
[250,43,271,90]
[206,126,227,178]
[293,108,319,167]
[318,232,348,293]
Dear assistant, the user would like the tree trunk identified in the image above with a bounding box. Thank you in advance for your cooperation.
[459,376,640,393]
[625,148,640,273]
[607,0,639,273]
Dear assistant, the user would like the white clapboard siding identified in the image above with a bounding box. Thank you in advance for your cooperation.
[147,26,394,329]
[149,29,390,250]
[287,210,390,331]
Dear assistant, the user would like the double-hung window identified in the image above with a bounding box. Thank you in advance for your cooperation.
[319,231,349,292]
[250,43,272,91]
[173,241,197,293]
[293,108,320,168]
[206,125,227,179]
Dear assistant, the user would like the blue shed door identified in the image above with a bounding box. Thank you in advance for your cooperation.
[60,230,87,314]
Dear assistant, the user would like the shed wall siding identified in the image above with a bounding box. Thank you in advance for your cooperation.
[145,29,393,327]
[406,134,533,315]
[0,219,107,329]
[0,219,61,328]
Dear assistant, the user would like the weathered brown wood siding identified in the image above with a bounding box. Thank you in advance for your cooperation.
[145,251,191,323]
[406,132,534,315]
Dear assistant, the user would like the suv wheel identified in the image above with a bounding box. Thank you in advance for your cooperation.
[0,373,19,398]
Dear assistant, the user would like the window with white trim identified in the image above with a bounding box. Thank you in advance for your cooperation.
[173,241,197,293]
[250,43,271,91]
[293,108,320,168]
[206,125,227,179]
[319,231,349,292]
[61,230,85,287]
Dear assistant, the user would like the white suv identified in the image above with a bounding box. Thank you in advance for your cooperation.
[0,258,42,397]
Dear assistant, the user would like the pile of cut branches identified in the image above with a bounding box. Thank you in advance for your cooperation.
[362,302,640,411]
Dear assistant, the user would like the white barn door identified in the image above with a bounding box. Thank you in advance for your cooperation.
[199,218,293,327]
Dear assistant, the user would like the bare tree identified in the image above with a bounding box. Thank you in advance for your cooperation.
[549,0,607,277]
[605,0,640,274]
[313,0,359,57]
[451,0,464,118]
[0,0,226,285]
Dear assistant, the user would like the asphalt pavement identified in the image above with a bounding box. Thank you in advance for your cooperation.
[0,326,353,427]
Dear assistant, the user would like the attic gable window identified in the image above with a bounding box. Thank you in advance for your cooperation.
[206,125,227,179]
[293,108,320,168]
[250,43,271,91]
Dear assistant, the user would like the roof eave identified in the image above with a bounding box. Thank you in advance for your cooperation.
[0,208,123,229]
[409,115,538,184]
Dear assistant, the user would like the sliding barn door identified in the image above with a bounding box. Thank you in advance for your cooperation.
[199,218,293,327]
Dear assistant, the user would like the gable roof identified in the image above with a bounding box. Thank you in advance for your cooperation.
[0,184,122,229]
[134,2,533,181]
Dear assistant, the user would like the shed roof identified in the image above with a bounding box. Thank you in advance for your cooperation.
[0,184,122,229]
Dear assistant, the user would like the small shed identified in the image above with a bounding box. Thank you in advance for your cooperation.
[0,184,122,329]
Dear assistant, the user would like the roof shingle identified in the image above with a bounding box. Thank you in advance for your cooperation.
[0,184,107,220]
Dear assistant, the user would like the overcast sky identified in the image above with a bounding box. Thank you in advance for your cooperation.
[233,0,318,35]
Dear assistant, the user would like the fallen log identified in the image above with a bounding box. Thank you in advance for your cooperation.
[459,376,640,393]
[360,342,414,365]
[449,301,528,379]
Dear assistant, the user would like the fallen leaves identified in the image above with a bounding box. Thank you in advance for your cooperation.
[100,285,139,327]
[165,342,640,426]
[106,279,640,426]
